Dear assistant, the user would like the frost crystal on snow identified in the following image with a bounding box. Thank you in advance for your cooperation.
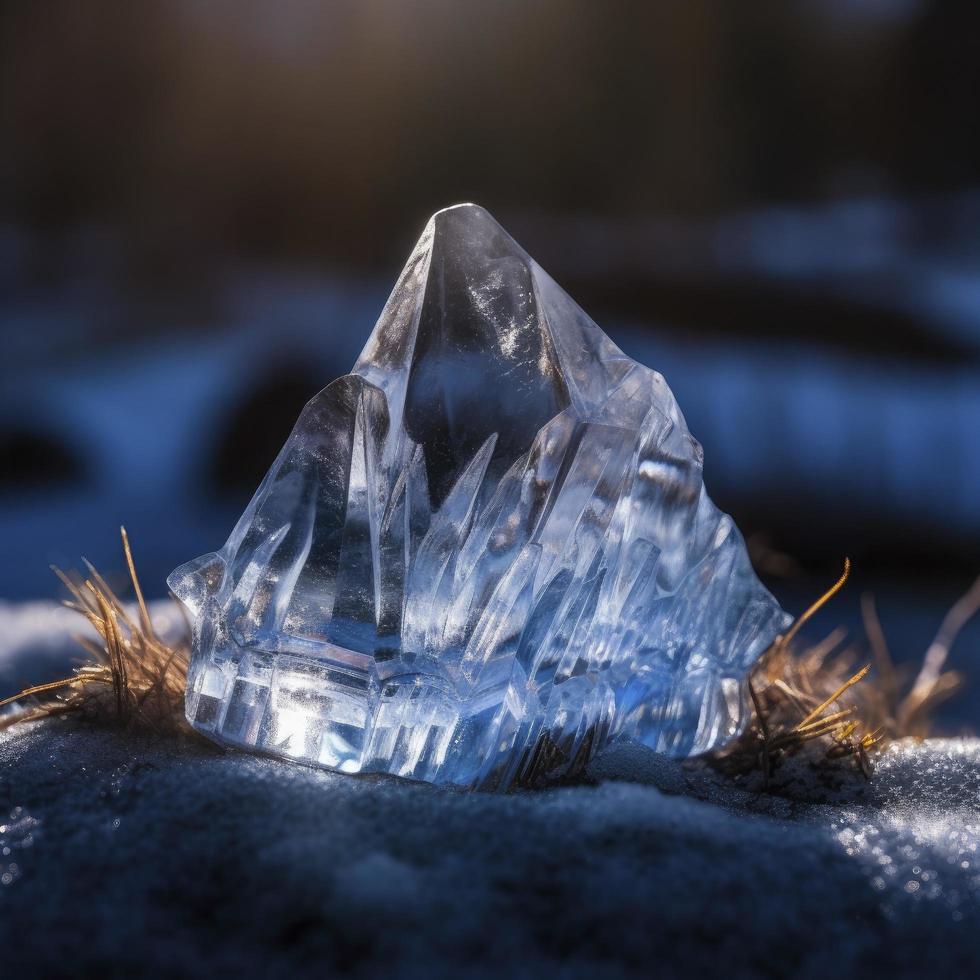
[168,204,788,789]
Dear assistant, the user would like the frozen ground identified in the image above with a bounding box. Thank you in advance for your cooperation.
[0,721,977,978]
[1,610,978,977]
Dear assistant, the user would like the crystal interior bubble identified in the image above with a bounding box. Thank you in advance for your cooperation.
[168,203,789,789]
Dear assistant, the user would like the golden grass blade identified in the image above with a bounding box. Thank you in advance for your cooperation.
[778,558,851,654]
[82,558,139,634]
[793,707,855,734]
[795,663,871,732]
[0,677,90,709]
[51,565,101,617]
[121,526,155,640]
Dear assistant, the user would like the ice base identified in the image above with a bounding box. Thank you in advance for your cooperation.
[185,643,747,789]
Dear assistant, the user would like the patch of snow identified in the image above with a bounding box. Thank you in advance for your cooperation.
[0,719,976,977]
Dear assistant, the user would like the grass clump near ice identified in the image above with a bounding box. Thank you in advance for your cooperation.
[716,560,980,791]
[0,528,190,736]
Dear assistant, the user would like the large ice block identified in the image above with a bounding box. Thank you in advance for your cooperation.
[168,204,789,789]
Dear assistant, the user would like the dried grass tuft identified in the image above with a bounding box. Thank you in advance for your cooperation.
[0,528,191,735]
[714,560,980,787]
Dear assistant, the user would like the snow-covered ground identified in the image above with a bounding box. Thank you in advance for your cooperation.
[0,720,976,978]
[1,603,978,976]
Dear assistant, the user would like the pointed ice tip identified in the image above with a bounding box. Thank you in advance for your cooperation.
[425,203,526,264]
[429,202,508,237]
[431,202,489,220]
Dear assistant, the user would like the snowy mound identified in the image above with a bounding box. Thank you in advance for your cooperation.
[0,720,977,977]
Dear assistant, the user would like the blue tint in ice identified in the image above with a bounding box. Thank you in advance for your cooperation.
[168,205,788,788]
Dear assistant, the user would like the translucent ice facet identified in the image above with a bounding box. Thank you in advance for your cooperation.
[168,204,789,789]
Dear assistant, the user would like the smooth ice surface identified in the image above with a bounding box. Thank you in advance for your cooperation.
[168,204,788,788]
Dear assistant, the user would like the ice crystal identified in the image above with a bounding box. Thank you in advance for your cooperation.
[169,204,788,788]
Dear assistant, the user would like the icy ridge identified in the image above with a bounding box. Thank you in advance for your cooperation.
[168,204,788,788]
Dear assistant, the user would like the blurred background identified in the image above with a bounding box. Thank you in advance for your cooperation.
[1,1,978,724]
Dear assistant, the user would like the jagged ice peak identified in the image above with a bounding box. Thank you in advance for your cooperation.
[168,203,789,789]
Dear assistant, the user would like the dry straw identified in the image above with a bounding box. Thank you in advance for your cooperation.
[719,560,980,786]
[0,528,190,734]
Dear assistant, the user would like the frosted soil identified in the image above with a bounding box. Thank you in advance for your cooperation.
[0,717,977,979]
[1,601,978,976]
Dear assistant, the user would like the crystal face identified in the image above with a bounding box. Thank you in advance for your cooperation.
[168,204,789,789]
